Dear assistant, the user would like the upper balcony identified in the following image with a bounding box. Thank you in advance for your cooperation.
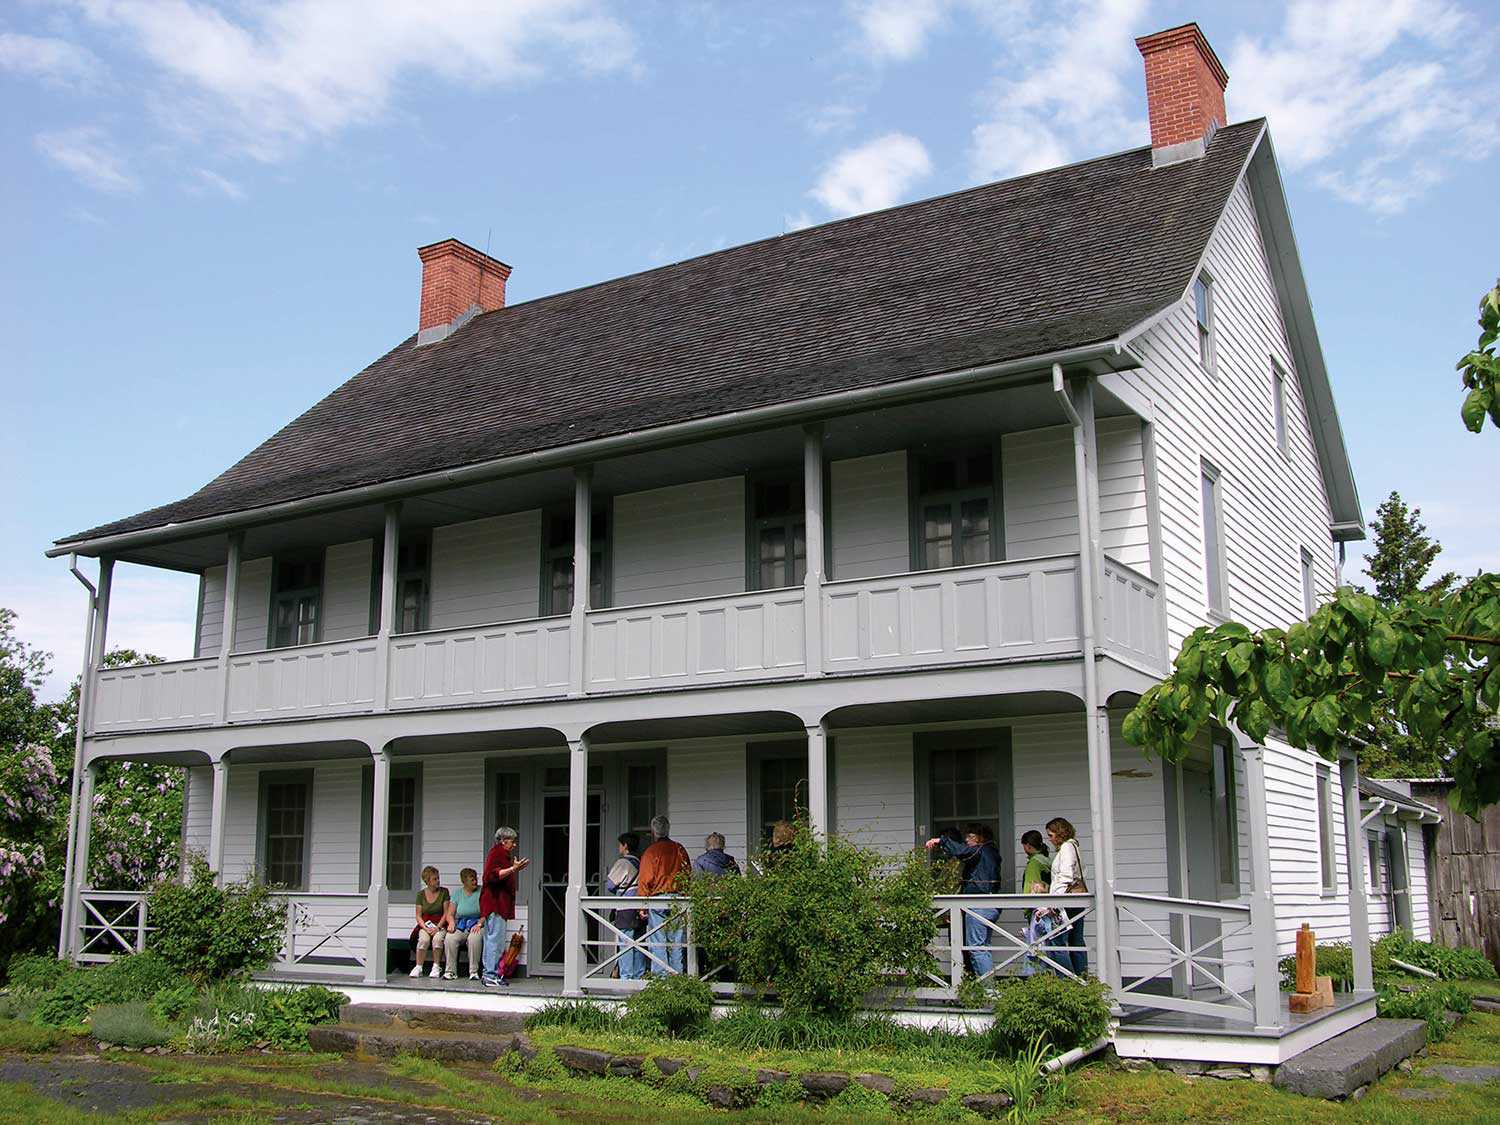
[78,379,1167,738]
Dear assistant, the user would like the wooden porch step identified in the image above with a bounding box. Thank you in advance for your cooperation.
[307,1003,529,1063]
[1272,1018,1427,1099]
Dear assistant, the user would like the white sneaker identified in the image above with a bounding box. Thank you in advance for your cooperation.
[408,965,423,978]
[428,964,442,978]
[469,972,480,981]
[443,970,456,980]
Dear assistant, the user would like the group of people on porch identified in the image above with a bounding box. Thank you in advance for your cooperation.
[409,825,529,987]
[924,817,1089,979]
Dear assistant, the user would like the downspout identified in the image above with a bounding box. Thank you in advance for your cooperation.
[58,554,97,958]
[1053,363,1119,994]
[1044,1034,1112,1073]
[1360,799,1394,828]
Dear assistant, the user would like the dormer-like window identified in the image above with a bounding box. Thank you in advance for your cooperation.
[1193,274,1216,374]
[1272,361,1289,454]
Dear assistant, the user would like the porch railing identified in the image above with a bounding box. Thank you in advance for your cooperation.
[91,658,220,733]
[225,637,381,722]
[388,616,571,709]
[916,893,1097,1000]
[75,890,150,962]
[577,894,733,993]
[269,892,369,974]
[1112,892,1259,1024]
[1099,558,1165,668]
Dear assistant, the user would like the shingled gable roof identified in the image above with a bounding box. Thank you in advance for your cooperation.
[60,119,1267,547]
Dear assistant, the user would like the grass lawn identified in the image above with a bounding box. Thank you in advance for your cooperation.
[0,1012,1497,1121]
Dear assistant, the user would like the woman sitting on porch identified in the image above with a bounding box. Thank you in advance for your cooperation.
[410,866,453,979]
[1045,818,1088,978]
[449,868,483,981]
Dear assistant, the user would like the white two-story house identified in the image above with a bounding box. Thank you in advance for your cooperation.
[51,23,1412,1065]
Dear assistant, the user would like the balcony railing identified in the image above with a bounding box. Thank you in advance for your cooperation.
[87,553,1165,734]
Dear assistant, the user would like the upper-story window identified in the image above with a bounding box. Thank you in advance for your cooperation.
[1300,547,1316,619]
[270,555,322,648]
[1211,730,1239,894]
[1271,361,1289,454]
[1316,763,1337,894]
[1199,461,1227,615]
[542,507,609,616]
[749,474,805,590]
[913,449,999,570]
[1193,274,1216,374]
[396,536,430,634]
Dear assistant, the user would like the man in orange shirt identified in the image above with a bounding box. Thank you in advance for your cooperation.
[637,814,690,975]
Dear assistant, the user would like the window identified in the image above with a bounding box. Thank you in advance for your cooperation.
[625,761,663,841]
[1272,362,1289,454]
[748,475,806,590]
[912,449,999,570]
[1211,732,1239,892]
[751,744,807,846]
[915,729,1014,890]
[1200,462,1227,614]
[270,556,322,648]
[1300,548,1316,619]
[359,764,423,892]
[1316,764,1336,894]
[1193,274,1215,373]
[259,771,311,890]
[541,507,610,616]
[395,537,430,634]
[493,771,522,836]
[1367,831,1383,895]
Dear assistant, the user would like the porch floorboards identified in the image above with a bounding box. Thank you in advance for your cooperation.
[1117,990,1371,1037]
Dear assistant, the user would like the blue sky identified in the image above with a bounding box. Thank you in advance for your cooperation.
[4,0,1497,699]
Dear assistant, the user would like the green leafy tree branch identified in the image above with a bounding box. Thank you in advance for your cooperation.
[1459,279,1500,433]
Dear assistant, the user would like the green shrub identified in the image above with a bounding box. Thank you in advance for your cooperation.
[91,952,178,1003]
[1375,930,1497,980]
[5,953,69,993]
[524,998,619,1033]
[258,986,347,1050]
[989,974,1111,1056]
[1376,980,1470,1041]
[145,856,285,983]
[31,976,93,1028]
[0,993,36,1022]
[704,1004,988,1061]
[1278,942,1355,990]
[147,982,201,1024]
[621,975,713,1038]
[686,825,939,1019]
[90,1002,173,1048]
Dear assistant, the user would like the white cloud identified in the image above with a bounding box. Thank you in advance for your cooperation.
[1227,0,1498,214]
[968,0,1147,182]
[850,0,950,62]
[809,132,932,217]
[190,167,246,200]
[34,125,139,193]
[56,0,639,161]
[0,31,104,88]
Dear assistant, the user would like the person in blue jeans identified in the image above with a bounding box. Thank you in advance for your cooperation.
[605,832,645,980]
[480,825,529,987]
[926,823,1003,979]
[1045,817,1089,978]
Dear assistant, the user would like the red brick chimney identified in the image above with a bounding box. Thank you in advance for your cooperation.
[1135,23,1229,166]
[416,238,511,344]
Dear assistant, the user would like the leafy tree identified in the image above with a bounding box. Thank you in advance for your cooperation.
[1459,279,1500,433]
[1125,281,1500,813]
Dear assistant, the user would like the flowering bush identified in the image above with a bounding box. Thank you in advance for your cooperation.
[0,742,66,966]
[87,759,184,891]
[146,856,285,982]
[184,1010,259,1053]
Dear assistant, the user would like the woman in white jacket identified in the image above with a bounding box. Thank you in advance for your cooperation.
[1046,817,1089,978]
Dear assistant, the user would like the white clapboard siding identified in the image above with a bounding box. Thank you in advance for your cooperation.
[1096,417,1151,571]
[1366,827,1393,939]
[667,739,749,865]
[1120,179,1335,658]
[429,511,542,630]
[1263,739,1350,953]
[1406,822,1431,940]
[322,540,373,641]
[220,765,259,883]
[833,730,915,856]
[197,571,225,659]
[230,558,272,653]
[829,452,909,580]
[613,477,745,606]
[1002,427,1079,559]
[182,765,213,868]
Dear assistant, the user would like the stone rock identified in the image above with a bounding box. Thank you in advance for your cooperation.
[653,1056,686,1077]
[606,1054,643,1078]
[961,1091,1016,1117]
[799,1072,850,1100]
[514,1035,537,1062]
[1250,1066,1273,1083]
[904,1087,948,1106]
[1397,1059,1414,1074]
[1395,1089,1444,1101]
[756,1068,791,1085]
[1274,1018,1427,1099]
[1205,1066,1252,1081]
[1118,1058,1154,1072]
[703,1085,740,1109]
[1162,1060,1208,1076]
[855,1073,896,1095]
[1471,996,1500,1015]
[1425,1064,1500,1085]
[1349,1084,1368,1100]
[553,1046,612,1075]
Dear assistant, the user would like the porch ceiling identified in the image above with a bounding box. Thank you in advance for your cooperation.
[584,711,807,745]
[824,690,1082,730]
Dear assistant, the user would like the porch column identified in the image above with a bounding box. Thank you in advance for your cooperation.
[1239,743,1284,1030]
[68,761,99,959]
[365,747,392,984]
[207,758,229,884]
[562,735,589,995]
[569,468,593,697]
[1339,752,1375,992]
[802,424,825,678]
[805,722,829,837]
[58,557,100,957]
[374,503,400,711]
[217,532,242,722]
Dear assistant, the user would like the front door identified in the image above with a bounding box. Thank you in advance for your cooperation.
[1181,764,1224,996]
[538,778,603,972]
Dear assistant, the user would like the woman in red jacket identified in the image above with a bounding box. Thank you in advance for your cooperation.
[480,826,529,987]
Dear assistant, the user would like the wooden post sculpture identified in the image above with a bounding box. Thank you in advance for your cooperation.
[1289,923,1335,1012]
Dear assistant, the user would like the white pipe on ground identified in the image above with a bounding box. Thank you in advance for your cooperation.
[1043,1034,1112,1073]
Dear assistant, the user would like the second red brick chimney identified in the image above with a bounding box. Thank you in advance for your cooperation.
[1135,23,1229,167]
[416,238,512,345]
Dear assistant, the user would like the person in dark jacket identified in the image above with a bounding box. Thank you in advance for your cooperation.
[926,824,1003,978]
[692,833,741,878]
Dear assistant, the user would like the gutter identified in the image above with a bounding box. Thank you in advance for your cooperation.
[57,555,97,958]
[1360,799,1394,828]
[49,339,1128,559]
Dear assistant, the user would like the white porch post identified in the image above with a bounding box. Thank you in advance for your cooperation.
[805,721,829,837]
[569,468,593,697]
[365,747,391,984]
[58,557,100,958]
[802,424,825,678]
[562,735,589,995]
[68,761,99,958]
[374,503,400,711]
[1239,743,1284,1030]
[1339,752,1374,992]
[207,758,229,884]
[217,532,242,722]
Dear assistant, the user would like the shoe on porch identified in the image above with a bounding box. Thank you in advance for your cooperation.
[408,965,423,978]
[427,964,442,978]
[443,970,456,980]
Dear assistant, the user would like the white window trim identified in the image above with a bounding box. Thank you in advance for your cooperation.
[1200,460,1229,618]
[1300,546,1316,620]
[1193,273,1217,376]
[1315,764,1337,896]
[1271,360,1290,458]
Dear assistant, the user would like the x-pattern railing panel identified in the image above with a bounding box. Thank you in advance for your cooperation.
[274,895,369,968]
[1112,892,1259,1024]
[578,896,727,988]
[78,893,149,962]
